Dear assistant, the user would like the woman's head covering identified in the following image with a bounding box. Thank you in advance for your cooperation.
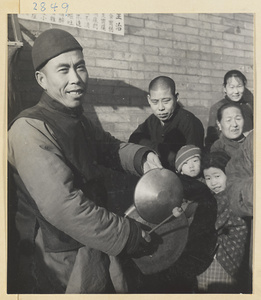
[223,69,247,86]
[201,151,231,173]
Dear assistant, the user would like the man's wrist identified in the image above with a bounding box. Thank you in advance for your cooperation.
[133,148,155,175]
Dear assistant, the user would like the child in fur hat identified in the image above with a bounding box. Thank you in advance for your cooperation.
[196,151,248,293]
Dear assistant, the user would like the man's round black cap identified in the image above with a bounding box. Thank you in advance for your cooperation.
[32,28,83,70]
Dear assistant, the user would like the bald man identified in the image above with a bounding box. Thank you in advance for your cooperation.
[8,29,162,294]
[129,76,204,170]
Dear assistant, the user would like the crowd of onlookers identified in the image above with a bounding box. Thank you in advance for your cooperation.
[127,69,253,293]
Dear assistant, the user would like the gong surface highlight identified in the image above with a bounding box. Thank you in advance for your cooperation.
[134,168,184,224]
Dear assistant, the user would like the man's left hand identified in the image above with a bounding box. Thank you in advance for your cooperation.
[143,152,162,174]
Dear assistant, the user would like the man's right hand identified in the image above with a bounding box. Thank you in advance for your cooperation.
[142,229,151,242]
[121,218,162,258]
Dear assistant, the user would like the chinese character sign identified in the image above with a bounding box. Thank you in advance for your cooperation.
[18,13,125,35]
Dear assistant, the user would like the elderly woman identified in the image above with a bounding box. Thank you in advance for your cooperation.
[210,103,251,157]
[205,70,253,149]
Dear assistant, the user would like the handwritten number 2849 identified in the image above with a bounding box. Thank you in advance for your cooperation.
[33,2,69,13]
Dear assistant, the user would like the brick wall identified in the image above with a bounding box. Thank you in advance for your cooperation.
[12,13,254,141]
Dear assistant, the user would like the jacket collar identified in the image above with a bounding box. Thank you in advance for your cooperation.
[220,132,246,143]
[158,103,181,126]
[224,95,247,104]
[39,92,84,118]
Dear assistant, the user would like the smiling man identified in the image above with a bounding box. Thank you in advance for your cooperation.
[129,76,204,170]
[36,50,88,108]
[8,29,162,294]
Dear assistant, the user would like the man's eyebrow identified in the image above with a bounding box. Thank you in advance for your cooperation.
[56,63,70,68]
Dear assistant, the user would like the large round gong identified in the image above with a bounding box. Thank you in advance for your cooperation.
[134,168,184,224]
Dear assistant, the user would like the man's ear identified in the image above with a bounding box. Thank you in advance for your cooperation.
[35,70,47,90]
[216,120,221,131]
[147,94,151,104]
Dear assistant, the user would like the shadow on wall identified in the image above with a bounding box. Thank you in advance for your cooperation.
[82,77,148,129]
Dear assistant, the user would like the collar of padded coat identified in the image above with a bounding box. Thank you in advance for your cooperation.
[9,92,84,127]
[39,92,84,118]
[224,94,248,105]
[219,132,246,148]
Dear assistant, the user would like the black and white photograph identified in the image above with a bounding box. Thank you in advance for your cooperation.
[6,12,254,295]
